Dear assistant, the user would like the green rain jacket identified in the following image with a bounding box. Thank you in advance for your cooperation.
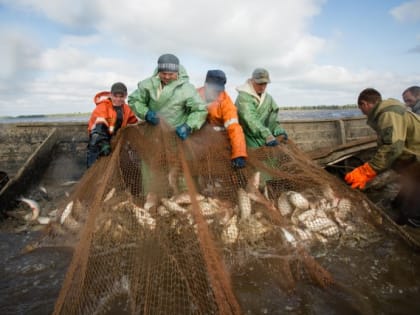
[235,80,285,147]
[128,65,207,131]
[367,98,420,172]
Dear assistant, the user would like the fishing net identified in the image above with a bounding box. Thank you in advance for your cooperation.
[39,122,392,314]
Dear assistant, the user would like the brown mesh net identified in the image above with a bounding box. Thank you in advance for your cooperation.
[37,122,391,314]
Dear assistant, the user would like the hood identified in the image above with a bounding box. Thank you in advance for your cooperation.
[94,91,111,105]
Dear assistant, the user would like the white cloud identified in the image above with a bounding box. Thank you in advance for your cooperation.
[390,0,420,23]
[0,0,419,116]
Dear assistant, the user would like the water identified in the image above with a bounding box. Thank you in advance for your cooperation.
[0,109,363,124]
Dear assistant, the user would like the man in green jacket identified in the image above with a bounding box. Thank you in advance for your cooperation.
[128,53,207,140]
[345,88,420,227]
[235,68,288,148]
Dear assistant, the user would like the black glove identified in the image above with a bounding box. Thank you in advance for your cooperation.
[231,157,246,169]
[145,110,160,125]
[176,123,191,140]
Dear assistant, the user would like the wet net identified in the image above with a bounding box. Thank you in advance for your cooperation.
[42,122,392,314]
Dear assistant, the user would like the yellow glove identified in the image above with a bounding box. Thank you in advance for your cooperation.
[344,162,377,189]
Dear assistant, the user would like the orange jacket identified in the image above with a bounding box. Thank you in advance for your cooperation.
[197,87,247,159]
[88,91,138,134]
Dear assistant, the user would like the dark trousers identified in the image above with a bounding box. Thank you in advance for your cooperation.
[392,159,420,219]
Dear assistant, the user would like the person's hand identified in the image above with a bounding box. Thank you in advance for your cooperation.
[145,110,160,125]
[344,162,377,189]
[265,135,278,147]
[231,157,246,169]
[99,142,111,156]
[277,132,288,143]
[266,140,278,146]
[176,123,191,140]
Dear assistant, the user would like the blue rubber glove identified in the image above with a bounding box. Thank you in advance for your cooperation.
[176,123,191,140]
[266,139,278,147]
[145,110,160,125]
[231,157,246,169]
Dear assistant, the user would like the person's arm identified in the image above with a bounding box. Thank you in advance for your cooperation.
[183,85,208,131]
[128,82,150,121]
[267,97,287,138]
[236,93,272,144]
[220,93,247,159]
[369,111,406,172]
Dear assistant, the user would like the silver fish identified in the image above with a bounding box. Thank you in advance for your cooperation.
[144,192,158,210]
[237,188,252,219]
[287,191,309,210]
[277,192,293,216]
[132,205,156,230]
[60,201,74,224]
[161,198,188,213]
[221,215,239,244]
[19,197,40,221]
[281,227,297,247]
[104,187,116,202]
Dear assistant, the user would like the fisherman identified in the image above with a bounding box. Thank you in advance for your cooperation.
[402,86,420,115]
[197,70,248,169]
[345,88,420,227]
[87,82,138,168]
[128,53,207,140]
[235,68,288,148]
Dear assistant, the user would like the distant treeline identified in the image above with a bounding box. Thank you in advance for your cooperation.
[280,104,358,110]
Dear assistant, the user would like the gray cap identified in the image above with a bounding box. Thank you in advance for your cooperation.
[252,68,271,84]
[157,53,180,72]
[110,82,127,95]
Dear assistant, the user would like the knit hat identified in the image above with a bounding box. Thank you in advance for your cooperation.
[157,53,180,72]
[205,70,226,92]
[110,82,127,95]
[252,68,271,84]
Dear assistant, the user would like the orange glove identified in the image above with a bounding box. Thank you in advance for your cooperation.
[344,162,377,189]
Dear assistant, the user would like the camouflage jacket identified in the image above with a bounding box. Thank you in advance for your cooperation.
[367,98,420,172]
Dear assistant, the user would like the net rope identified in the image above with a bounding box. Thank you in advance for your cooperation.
[35,122,389,314]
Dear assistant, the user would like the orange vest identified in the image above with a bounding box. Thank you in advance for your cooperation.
[88,91,138,134]
[197,87,247,159]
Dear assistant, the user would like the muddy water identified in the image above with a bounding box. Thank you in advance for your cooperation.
[232,237,420,315]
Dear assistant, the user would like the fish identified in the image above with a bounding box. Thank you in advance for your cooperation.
[171,192,205,205]
[161,198,188,213]
[277,192,294,216]
[157,205,170,216]
[246,171,261,191]
[37,216,51,225]
[132,206,156,230]
[19,197,40,221]
[60,180,79,187]
[104,187,116,202]
[287,191,309,210]
[281,227,297,247]
[60,201,74,224]
[144,192,158,210]
[239,215,271,242]
[197,200,218,217]
[168,167,180,195]
[221,215,239,244]
[238,188,252,219]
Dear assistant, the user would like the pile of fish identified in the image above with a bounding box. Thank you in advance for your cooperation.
[12,171,381,252]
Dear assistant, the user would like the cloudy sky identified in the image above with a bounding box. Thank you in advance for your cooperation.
[0,0,419,116]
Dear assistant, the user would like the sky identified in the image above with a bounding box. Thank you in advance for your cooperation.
[0,0,419,117]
